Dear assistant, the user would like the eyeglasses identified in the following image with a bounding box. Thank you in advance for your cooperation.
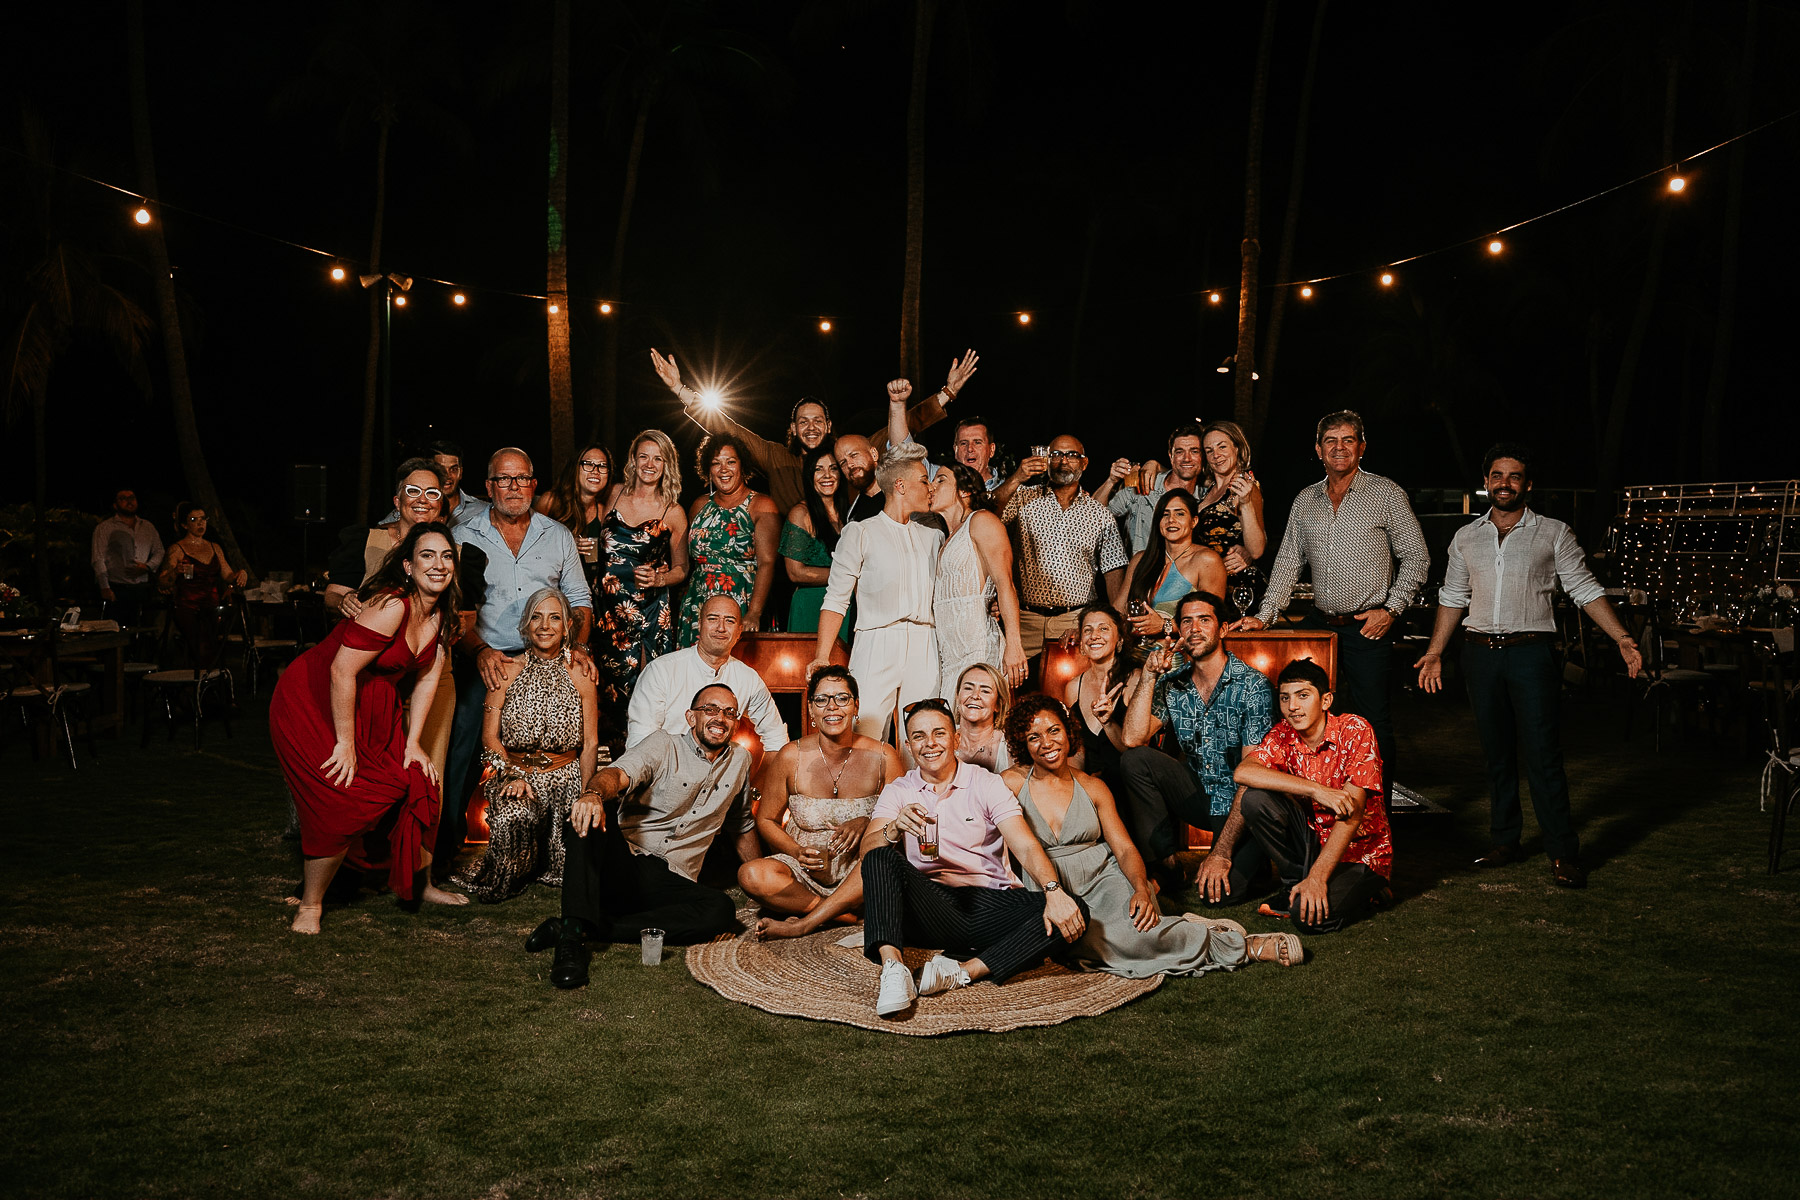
[1047,450,1086,461]
[489,474,535,489]
[579,460,608,473]
[693,703,740,721]
[809,693,856,709]
[401,485,445,501]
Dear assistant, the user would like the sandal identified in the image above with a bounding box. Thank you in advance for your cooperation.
[1245,931,1302,967]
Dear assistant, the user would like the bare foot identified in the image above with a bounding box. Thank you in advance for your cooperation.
[754,916,814,940]
[422,884,469,906]
[292,903,322,934]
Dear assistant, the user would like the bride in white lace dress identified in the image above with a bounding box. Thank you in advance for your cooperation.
[929,463,1028,696]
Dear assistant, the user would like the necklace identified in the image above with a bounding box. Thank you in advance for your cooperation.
[817,739,855,798]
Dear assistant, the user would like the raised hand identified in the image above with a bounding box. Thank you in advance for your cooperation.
[649,348,684,394]
[945,349,979,395]
[1090,682,1125,726]
[886,379,913,404]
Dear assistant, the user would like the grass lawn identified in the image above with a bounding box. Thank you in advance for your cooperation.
[3,686,1798,1199]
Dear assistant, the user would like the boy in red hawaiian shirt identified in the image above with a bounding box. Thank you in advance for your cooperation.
[1231,658,1393,934]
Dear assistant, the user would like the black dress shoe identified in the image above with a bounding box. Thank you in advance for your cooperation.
[1474,844,1522,868]
[525,917,563,953]
[1551,858,1588,889]
[550,935,591,989]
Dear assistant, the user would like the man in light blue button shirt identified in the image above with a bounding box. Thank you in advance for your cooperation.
[435,447,594,877]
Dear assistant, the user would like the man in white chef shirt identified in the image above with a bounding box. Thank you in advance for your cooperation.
[808,440,942,742]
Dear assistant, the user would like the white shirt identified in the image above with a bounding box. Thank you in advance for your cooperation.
[625,644,790,753]
[821,511,943,632]
[91,516,165,589]
[1438,509,1605,634]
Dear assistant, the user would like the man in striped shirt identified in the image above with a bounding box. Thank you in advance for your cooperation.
[1232,410,1428,802]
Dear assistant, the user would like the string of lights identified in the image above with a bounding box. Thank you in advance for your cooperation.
[3,104,1796,327]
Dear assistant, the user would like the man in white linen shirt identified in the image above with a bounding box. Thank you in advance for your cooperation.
[91,489,164,626]
[627,593,789,754]
[808,440,943,742]
[1414,444,1642,890]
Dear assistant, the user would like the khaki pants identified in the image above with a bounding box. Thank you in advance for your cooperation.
[1018,610,1080,658]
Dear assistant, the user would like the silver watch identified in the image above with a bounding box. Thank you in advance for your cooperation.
[1042,880,1061,892]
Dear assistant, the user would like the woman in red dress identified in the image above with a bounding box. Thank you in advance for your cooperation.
[271,522,470,934]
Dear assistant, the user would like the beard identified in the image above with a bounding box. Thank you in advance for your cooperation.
[841,465,871,491]
[1048,465,1079,487]
[1489,488,1528,512]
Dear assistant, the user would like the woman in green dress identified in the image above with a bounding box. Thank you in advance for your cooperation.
[677,433,780,645]
[999,694,1302,975]
[780,447,851,641]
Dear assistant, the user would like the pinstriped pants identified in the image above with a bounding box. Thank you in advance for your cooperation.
[859,845,1088,983]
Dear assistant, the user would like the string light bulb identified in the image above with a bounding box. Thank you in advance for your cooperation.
[1667,174,1687,193]
[1487,239,1504,255]
[133,206,151,225]
[452,292,466,306]
[1209,292,1222,305]
[598,302,613,315]
[1017,312,1031,325]
[393,294,407,307]
[330,265,347,281]
[1379,272,1396,287]
[547,302,559,314]
[1299,285,1314,298]
[818,319,832,332]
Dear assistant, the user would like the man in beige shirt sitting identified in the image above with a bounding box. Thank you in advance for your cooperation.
[527,682,757,989]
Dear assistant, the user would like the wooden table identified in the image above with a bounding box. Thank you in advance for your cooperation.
[0,630,132,735]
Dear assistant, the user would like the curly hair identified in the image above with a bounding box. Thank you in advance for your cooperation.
[697,431,754,485]
[1004,693,1084,769]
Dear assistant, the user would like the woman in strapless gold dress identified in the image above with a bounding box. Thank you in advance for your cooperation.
[737,665,905,938]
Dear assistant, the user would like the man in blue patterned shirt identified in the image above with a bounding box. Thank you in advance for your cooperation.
[1119,590,1275,886]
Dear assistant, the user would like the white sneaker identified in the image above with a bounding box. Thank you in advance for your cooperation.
[875,959,918,1016]
[917,953,972,996]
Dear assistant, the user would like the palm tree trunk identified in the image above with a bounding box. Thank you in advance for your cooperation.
[1233,0,1279,429]
[1253,0,1326,447]
[899,0,939,384]
[31,389,52,606]
[358,118,390,522]
[1067,208,1101,425]
[595,84,655,448]
[126,0,246,572]
[1700,0,1756,479]
[1595,55,1679,532]
[546,0,574,468]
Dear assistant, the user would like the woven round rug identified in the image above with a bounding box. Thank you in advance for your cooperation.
[686,909,1162,1036]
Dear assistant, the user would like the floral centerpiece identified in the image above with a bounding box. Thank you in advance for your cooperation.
[0,580,42,628]
[1741,584,1798,629]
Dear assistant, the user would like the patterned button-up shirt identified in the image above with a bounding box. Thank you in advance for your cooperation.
[1256,469,1429,621]
[610,729,754,881]
[1004,486,1129,608]
[1438,509,1605,634]
[1150,652,1277,817]
[1245,713,1392,877]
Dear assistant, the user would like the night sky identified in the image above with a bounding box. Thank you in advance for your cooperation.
[5,0,1796,573]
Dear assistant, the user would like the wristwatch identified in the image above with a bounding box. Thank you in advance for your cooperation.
[1042,880,1062,892]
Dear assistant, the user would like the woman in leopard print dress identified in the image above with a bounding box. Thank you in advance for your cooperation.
[453,589,600,901]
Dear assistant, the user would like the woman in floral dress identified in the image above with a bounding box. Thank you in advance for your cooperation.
[677,432,779,645]
[594,430,688,732]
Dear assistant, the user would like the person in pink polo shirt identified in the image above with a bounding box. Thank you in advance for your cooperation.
[1231,657,1393,934]
[858,698,1090,1018]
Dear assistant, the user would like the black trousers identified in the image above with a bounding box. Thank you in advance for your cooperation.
[1462,641,1579,859]
[1300,612,1396,804]
[1237,787,1387,935]
[1117,745,1221,863]
[860,845,1087,983]
[106,581,153,629]
[433,652,501,880]
[560,809,736,945]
